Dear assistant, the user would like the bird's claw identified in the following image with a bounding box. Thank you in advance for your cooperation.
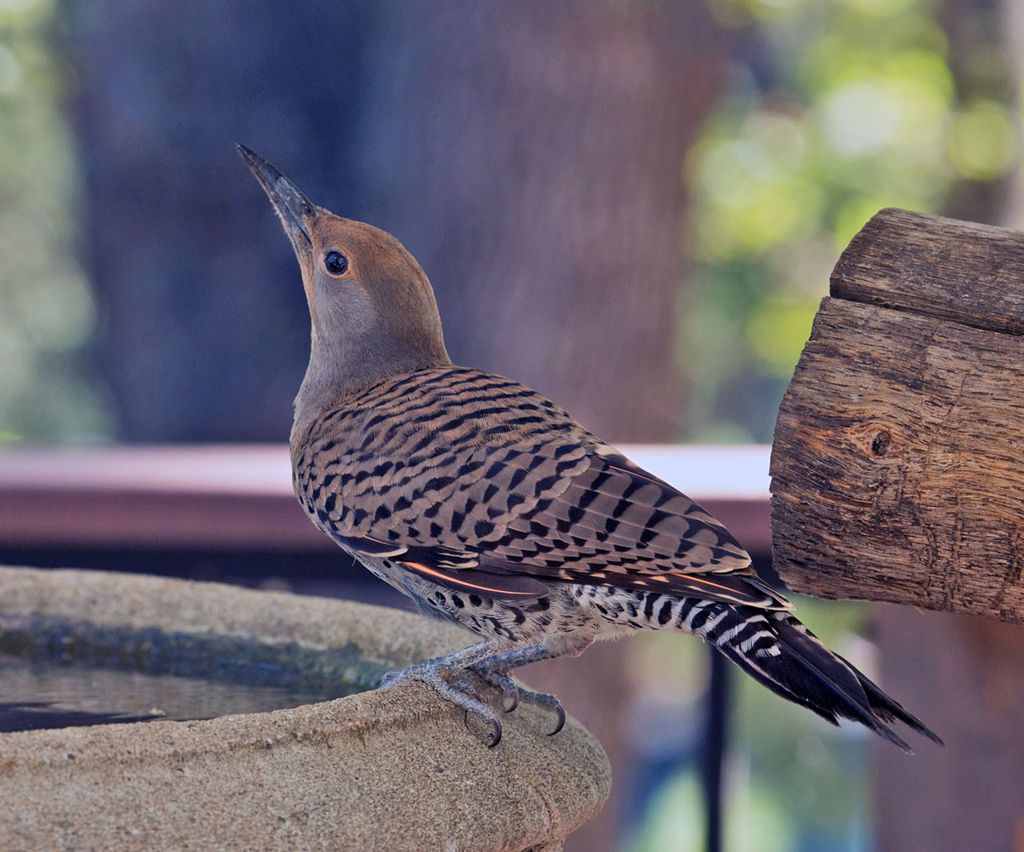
[379,662,506,747]
[548,701,566,736]
[465,709,503,748]
[516,687,565,735]
[472,668,520,712]
[378,660,567,744]
[470,664,566,736]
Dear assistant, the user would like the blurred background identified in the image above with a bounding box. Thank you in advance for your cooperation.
[2,0,1023,849]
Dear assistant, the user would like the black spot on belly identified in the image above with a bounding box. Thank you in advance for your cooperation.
[657,600,673,626]
[451,594,465,609]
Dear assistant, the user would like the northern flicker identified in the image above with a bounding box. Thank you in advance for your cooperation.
[239,145,940,750]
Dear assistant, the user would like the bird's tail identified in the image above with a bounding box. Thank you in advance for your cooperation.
[690,602,942,751]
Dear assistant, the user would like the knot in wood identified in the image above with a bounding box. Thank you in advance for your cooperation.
[870,430,892,457]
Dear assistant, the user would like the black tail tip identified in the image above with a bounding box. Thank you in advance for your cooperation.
[842,655,943,749]
[901,716,943,748]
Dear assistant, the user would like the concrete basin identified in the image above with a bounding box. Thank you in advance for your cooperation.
[0,567,610,851]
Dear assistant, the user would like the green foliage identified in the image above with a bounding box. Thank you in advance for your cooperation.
[0,0,110,441]
[682,0,1020,443]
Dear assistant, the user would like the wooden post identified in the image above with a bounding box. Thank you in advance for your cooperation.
[771,208,1024,850]
[771,208,1024,623]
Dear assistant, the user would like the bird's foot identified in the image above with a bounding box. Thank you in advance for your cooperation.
[470,666,566,737]
[469,667,520,712]
[379,662,504,747]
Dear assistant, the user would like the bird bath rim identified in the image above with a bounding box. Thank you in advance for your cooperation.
[0,566,611,851]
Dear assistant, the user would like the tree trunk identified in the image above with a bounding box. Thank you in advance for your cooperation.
[65,0,721,446]
[355,0,723,443]
[62,0,379,441]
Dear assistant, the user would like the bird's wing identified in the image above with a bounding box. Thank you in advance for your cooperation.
[298,366,787,609]
[489,443,789,608]
[321,530,552,600]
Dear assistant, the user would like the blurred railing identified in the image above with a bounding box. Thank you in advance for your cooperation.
[0,444,770,553]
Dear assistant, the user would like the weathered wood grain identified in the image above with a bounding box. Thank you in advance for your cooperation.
[771,208,1024,623]
[832,208,1024,335]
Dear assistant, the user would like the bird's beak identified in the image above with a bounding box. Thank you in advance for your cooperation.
[237,144,317,258]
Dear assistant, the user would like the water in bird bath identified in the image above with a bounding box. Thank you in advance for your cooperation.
[0,618,377,732]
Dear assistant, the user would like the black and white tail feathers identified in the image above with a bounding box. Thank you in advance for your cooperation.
[695,603,941,751]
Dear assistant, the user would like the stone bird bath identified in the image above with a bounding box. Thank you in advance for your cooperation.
[0,567,610,850]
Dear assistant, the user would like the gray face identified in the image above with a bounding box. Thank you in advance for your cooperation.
[238,145,451,401]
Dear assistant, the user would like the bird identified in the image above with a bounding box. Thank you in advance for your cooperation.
[238,144,940,751]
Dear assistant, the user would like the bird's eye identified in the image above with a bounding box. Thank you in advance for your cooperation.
[323,251,349,276]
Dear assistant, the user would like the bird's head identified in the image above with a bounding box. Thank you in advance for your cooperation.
[238,145,450,411]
